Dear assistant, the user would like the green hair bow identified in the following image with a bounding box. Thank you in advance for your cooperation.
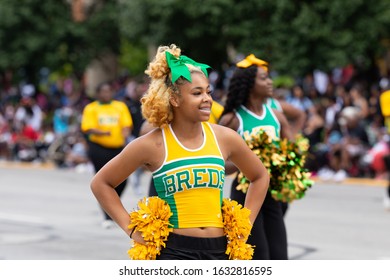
[165,52,211,83]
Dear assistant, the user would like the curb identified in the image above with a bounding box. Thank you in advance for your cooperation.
[312,176,387,188]
[0,161,56,170]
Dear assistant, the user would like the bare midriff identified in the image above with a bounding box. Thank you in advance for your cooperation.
[173,227,224,238]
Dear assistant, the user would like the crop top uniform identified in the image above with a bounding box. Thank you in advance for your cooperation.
[152,122,225,229]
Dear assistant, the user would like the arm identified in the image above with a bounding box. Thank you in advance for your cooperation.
[218,112,239,130]
[273,110,294,141]
[83,128,110,136]
[90,134,156,237]
[215,125,269,225]
[279,100,306,135]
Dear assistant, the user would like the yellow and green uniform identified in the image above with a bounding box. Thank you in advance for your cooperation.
[81,101,132,148]
[152,122,225,228]
[236,104,281,141]
[232,104,287,260]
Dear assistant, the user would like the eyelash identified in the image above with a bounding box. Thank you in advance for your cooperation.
[193,90,212,96]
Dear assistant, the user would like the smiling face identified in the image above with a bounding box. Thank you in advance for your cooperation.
[251,67,273,98]
[171,71,212,123]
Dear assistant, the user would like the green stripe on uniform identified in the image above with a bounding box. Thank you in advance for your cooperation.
[153,157,224,177]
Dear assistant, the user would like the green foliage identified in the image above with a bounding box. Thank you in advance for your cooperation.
[119,0,235,70]
[1,0,389,83]
[118,40,148,76]
[0,0,120,82]
[118,0,390,77]
[272,75,295,89]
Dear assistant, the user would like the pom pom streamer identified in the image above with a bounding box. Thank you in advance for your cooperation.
[127,196,173,260]
[222,198,254,260]
[237,130,314,202]
[128,197,254,260]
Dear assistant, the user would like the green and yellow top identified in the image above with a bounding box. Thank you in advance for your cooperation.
[152,122,225,228]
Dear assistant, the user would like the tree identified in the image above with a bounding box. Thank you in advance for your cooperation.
[2,0,389,85]
[119,0,390,79]
[118,0,235,71]
[227,0,390,79]
[0,0,121,83]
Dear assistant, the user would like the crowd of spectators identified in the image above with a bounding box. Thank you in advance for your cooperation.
[0,66,389,183]
[1,71,93,168]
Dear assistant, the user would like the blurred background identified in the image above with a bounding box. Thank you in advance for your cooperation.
[1,0,390,180]
[1,0,390,260]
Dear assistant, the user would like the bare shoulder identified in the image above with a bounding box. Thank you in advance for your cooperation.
[133,128,163,150]
[123,128,165,170]
[210,124,243,151]
[210,123,239,139]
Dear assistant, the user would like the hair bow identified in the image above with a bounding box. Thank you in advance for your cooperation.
[165,52,211,83]
[236,54,268,72]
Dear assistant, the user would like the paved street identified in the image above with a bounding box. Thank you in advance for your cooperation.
[0,162,389,260]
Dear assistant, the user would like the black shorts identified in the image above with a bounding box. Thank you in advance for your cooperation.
[156,233,228,260]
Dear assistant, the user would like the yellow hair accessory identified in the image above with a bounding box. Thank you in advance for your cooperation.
[236,54,268,72]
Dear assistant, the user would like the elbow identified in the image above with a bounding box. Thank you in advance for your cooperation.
[266,173,270,187]
[90,176,102,197]
[90,178,98,196]
[260,168,270,189]
[252,167,270,189]
[263,171,270,187]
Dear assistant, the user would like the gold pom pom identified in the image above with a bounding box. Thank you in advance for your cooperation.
[127,196,173,260]
[222,198,254,260]
[237,131,314,202]
[128,197,255,260]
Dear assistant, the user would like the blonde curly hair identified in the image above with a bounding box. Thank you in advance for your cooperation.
[141,44,205,128]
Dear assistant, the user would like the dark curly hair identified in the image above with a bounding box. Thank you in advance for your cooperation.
[222,65,258,116]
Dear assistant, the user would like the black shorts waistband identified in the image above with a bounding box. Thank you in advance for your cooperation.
[165,232,227,251]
